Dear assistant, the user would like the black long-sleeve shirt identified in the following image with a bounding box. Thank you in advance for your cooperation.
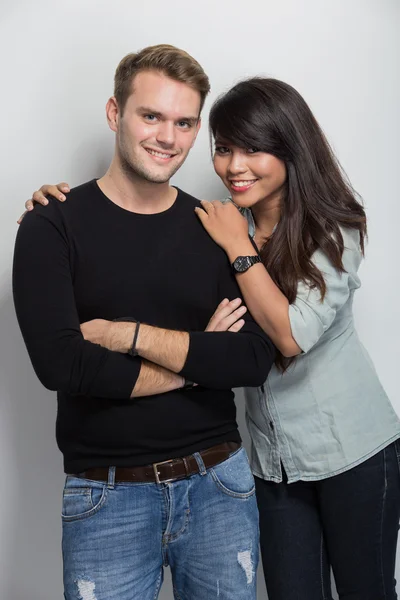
[13,180,275,472]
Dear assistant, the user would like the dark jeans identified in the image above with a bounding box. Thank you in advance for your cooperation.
[255,441,400,600]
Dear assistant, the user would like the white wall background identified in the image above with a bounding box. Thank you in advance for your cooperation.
[0,1,399,598]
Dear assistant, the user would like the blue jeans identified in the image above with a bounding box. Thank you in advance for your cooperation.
[62,446,259,600]
[255,440,400,600]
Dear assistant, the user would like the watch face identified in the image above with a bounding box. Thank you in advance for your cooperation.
[233,256,251,273]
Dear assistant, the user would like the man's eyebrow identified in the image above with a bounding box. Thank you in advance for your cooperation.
[182,116,200,126]
[136,107,199,125]
[136,106,163,118]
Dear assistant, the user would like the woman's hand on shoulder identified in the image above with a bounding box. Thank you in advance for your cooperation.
[194,200,250,254]
[17,182,70,224]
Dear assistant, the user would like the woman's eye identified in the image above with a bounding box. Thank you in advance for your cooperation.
[247,148,259,154]
[215,146,230,155]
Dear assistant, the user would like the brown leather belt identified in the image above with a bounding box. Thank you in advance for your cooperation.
[74,441,240,485]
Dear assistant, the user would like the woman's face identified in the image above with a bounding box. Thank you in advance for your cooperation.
[213,140,287,209]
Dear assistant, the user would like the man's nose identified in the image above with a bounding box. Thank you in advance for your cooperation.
[156,122,175,147]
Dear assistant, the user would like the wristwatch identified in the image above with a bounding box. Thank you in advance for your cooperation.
[232,255,261,273]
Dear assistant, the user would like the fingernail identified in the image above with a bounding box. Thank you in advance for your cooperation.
[62,187,69,191]
[239,306,247,312]
[59,195,65,201]
[44,200,49,205]
[28,206,33,210]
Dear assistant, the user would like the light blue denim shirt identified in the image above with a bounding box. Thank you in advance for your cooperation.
[228,201,400,483]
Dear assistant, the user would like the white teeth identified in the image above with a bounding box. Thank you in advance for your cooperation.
[147,149,173,159]
[231,180,256,187]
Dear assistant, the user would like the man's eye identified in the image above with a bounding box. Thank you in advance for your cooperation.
[215,146,230,155]
[144,114,157,122]
[177,121,191,129]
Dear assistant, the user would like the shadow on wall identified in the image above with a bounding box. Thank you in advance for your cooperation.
[0,293,63,600]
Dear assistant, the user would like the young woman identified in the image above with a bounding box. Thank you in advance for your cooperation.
[20,78,400,600]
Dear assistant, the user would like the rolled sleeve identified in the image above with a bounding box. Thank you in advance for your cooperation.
[288,229,362,354]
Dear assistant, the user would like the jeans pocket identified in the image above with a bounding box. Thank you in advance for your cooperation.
[62,476,108,522]
[210,447,256,499]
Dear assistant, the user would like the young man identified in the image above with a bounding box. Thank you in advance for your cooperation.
[13,45,275,600]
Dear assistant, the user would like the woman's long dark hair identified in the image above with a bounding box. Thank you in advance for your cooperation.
[209,78,367,370]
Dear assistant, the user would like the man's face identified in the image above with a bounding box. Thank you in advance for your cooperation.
[115,70,201,184]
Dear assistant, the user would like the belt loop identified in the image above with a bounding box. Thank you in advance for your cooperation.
[107,466,116,489]
[193,452,207,476]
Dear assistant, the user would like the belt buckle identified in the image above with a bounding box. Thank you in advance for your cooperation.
[153,459,176,484]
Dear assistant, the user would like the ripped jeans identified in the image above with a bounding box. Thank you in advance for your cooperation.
[62,446,259,600]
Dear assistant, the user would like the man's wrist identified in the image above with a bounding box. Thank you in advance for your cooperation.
[109,321,136,353]
[133,324,189,373]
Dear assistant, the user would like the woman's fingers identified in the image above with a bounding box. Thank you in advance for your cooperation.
[200,199,215,213]
[57,182,70,193]
[17,182,70,224]
[31,190,49,206]
[38,184,68,202]
[17,210,28,224]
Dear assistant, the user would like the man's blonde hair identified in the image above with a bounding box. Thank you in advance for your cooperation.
[114,44,210,115]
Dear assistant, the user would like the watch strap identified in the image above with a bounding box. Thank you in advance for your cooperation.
[248,256,261,267]
[232,255,261,273]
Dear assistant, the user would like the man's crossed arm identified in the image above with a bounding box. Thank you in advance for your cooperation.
[80,295,275,391]
[13,203,274,400]
[81,297,250,396]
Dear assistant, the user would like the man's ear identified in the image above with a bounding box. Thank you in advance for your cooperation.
[106,96,120,132]
[191,117,202,148]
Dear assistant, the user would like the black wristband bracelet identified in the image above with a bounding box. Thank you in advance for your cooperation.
[112,317,140,357]
[129,321,141,357]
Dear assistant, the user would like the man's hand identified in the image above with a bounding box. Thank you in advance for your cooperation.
[17,182,70,224]
[81,319,135,353]
[80,319,191,395]
[81,297,247,373]
[206,298,247,332]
